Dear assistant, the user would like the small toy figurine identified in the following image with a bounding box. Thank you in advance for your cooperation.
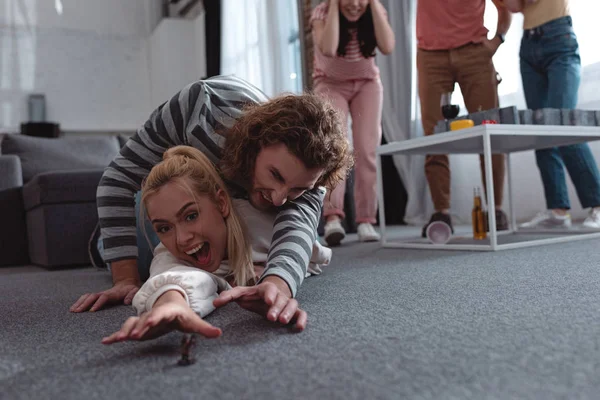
[178,334,197,366]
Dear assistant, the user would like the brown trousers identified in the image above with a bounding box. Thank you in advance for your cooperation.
[417,43,505,211]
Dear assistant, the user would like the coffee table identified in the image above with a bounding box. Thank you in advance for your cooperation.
[376,124,600,250]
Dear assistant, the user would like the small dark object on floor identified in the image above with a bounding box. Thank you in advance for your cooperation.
[177,334,197,366]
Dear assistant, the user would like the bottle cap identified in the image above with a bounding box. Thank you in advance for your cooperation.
[450,119,475,131]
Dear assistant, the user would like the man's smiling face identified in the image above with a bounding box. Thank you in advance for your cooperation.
[249,144,324,211]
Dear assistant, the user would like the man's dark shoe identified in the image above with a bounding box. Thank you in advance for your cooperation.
[422,212,454,238]
[486,209,509,232]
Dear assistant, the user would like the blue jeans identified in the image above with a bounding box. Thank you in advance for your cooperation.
[519,16,600,210]
[97,191,159,282]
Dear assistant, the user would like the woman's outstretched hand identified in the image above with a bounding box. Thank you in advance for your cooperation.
[101,300,221,344]
[213,277,307,331]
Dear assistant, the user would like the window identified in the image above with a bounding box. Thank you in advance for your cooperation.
[221,0,303,96]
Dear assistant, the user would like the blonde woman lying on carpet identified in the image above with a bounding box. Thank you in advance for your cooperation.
[101,146,331,344]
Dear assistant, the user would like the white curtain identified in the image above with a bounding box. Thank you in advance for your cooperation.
[220,0,303,96]
[378,0,429,225]
[381,0,600,226]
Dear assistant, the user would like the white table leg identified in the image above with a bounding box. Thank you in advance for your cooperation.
[376,154,387,245]
[507,153,517,232]
[483,131,497,249]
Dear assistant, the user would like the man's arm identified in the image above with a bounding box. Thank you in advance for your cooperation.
[97,82,208,279]
[493,0,513,35]
[497,0,525,13]
[258,188,325,298]
[483,0,513,55]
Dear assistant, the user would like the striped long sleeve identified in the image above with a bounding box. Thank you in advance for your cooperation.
[96,75,322,297]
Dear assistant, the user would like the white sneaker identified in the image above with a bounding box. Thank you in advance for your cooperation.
[519,210,572,229]
[324,219,345,246]
[357,223,381,242]
[583,208,600,229]
[306,263,323,277]
[306,241,332,277]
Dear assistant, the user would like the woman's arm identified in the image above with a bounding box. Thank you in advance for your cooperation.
[369,0,395,55]
[132,247,230,317]
[102,289,222,344]
[102,250,228,344]
[312,0,340,57]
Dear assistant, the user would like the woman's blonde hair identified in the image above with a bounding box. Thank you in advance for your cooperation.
[141,145,254,286]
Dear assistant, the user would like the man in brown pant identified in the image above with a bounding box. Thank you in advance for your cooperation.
[417,0,512,236]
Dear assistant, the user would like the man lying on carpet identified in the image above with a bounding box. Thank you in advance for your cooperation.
[102,146,332,343]
[70,77,352,330]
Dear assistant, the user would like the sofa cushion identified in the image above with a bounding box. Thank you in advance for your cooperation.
[1,134,120,182]
[23,169,104,210]
[0,155,23,190]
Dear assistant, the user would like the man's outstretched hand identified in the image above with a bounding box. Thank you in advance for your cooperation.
[213,277,307,331]
[71,259,141,312]
[70,281,139,313]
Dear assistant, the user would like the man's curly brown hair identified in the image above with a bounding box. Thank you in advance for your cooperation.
[220,93,353,191]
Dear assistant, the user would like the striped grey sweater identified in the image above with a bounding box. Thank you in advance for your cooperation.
[97,75,324,297]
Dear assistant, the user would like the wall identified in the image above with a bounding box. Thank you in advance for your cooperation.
[0,0,206,133]
[149,13,206,107]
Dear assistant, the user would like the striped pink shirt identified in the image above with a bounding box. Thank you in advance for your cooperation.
[310,3,380,81]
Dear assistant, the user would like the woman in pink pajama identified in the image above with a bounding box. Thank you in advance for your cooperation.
[311,0,395,246]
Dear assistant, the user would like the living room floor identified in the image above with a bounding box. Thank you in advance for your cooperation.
[2,227,600,400]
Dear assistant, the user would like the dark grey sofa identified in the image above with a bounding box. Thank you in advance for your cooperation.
[0,134,121,267]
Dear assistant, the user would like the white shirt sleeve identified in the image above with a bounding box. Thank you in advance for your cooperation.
[132,243,231,317]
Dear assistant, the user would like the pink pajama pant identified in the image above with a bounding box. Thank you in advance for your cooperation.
[314,76,383,225]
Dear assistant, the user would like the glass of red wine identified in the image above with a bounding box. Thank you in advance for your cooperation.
[441,92,460,120]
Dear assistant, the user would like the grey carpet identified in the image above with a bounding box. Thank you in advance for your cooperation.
[2,230,600,400]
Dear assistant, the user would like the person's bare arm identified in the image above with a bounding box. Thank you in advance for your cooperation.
[369,0,395,55]
[493,0,513,35]
[313,0,340,57]
[499,0,525,13]
[482,0,513,55]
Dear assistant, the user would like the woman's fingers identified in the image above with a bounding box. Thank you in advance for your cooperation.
[130,312,156,339]
[115,316,140,340]
[102,316,139,344]
[185,313,222,338]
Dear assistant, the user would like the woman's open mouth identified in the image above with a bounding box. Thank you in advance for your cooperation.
[185,242,211,266]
